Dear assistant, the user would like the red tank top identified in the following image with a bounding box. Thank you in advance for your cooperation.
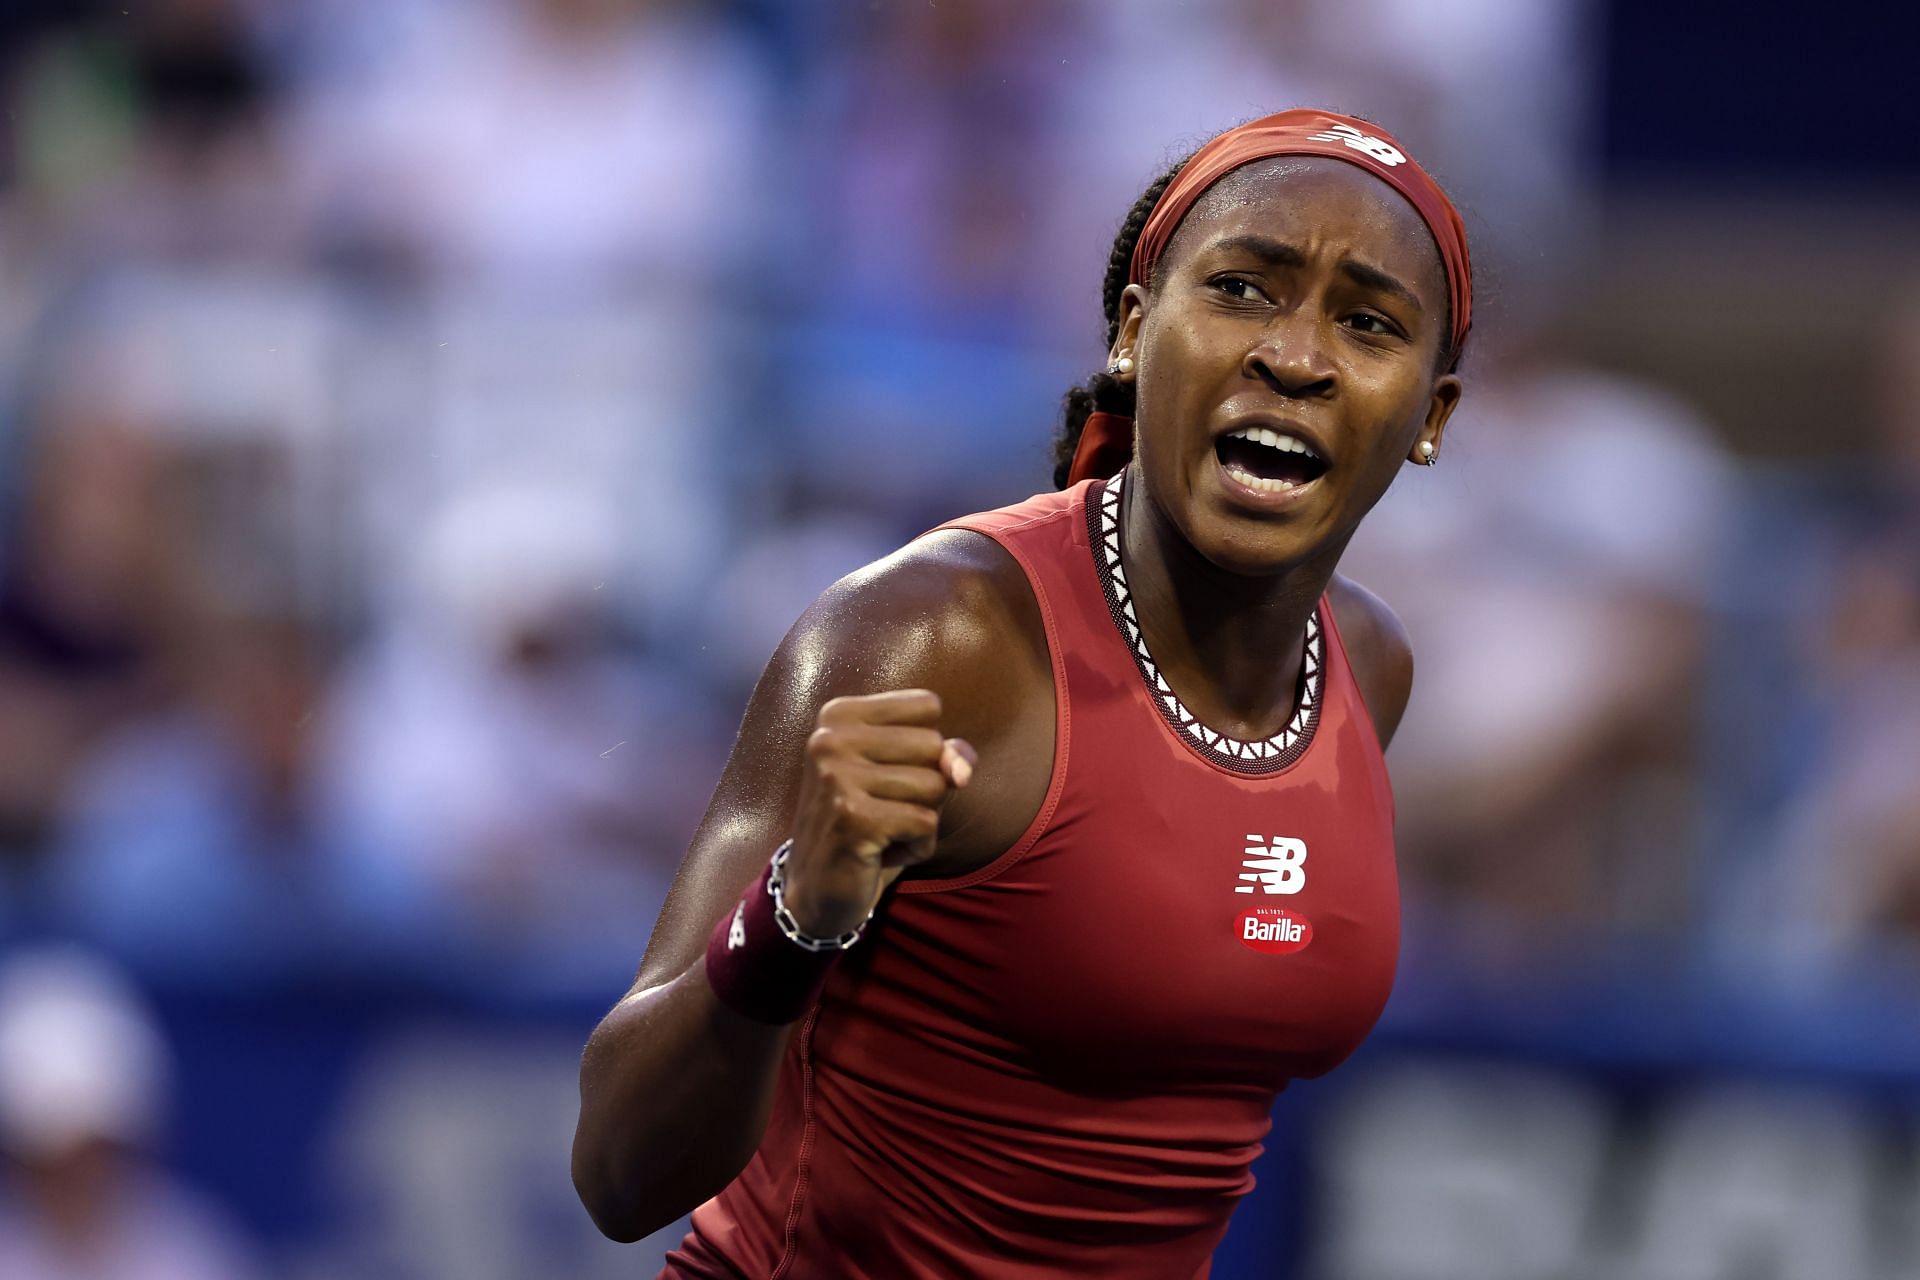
[665,476,1399,1279]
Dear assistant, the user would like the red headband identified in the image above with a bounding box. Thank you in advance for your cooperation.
[1069,109,1472,486]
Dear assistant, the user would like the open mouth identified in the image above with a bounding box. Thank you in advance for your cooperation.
[1215,426,1329,494]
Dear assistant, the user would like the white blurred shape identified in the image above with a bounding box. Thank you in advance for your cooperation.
[0,949,262,1279]
[1315,1060,1608,1280]
[290,0,769,284]
[1622,1086,1874,1280]
[317,1030,683,1280]
[409,482,618,646]
[0,946,167,1159]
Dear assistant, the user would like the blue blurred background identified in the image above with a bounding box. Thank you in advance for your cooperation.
[0,1,1916,1276]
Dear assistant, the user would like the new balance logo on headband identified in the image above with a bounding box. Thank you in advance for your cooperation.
[1306,122,1406,166]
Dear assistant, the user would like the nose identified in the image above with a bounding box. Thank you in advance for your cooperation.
[1243,311,1336,399]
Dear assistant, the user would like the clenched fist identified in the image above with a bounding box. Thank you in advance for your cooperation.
[781,690,976,939]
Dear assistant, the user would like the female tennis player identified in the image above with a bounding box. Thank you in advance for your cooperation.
[573,108,1471,1278]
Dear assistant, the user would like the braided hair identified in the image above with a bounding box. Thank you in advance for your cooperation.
[1050,146,1467,489]
[1050,156,1190,489]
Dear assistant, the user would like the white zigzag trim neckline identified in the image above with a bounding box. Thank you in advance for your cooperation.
[1098,472,1323,762]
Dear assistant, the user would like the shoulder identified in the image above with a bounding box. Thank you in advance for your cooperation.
[775,527,1044,710]
[1327,573,1415,750]
[738,523,1055,839]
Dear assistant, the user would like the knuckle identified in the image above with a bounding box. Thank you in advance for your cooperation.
[805,727,837,760]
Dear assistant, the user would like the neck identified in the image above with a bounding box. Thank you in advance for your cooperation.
[1117,467,1342,740]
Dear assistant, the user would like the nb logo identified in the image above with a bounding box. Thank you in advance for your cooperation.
[1307,122,1406,167]
[1236,835,1308,895]
[727,903,747,951]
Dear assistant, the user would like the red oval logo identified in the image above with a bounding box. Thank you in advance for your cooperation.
[1236,907,1312,955]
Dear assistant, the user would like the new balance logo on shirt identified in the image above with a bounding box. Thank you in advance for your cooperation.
[1236,835,1308,894]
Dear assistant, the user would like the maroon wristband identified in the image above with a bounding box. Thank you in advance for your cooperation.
[704,856,845,1024]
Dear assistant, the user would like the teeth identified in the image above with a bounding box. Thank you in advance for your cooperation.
[1225,426,1320,459]
[1223,463,1303,494]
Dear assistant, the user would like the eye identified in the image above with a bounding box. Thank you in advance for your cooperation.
[1208,275,1271,304]
[1343,311,1404,339]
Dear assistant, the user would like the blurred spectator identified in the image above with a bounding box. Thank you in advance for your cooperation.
[8,0,299,266]
[0,947,264,1279]
[288,0,777,629]
[778,0,1094,518]
[804,0,1082,341]
[38,610,431,989]
[1732,519,1920,975]
[0,272,341,897]
[1718,287,1920,977]
[316,486,727,989]
[0,404,180,873]
[287,0,772,288]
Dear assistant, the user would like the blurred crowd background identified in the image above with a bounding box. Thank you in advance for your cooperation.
[0,0,1914,1276]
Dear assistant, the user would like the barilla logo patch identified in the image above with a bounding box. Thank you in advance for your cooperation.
[1237,906,1312,955]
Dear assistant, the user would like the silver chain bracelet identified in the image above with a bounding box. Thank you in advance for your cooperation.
[767,840,873,952]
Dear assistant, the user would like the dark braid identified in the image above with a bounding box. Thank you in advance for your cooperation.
[1051,155,1192,489]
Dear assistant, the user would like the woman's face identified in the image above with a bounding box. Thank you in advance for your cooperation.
[1115,156,1461,576]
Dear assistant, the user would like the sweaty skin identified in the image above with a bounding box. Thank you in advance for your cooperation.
[572,156,1460,1243]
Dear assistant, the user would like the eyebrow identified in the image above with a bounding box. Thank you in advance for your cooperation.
[1340,258,1425,315]
[1209,234,1425,315]
[1212,234,1307,271]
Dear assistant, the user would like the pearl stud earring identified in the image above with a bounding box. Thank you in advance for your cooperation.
[1108,356,1135,377]
[1417,440,1436,464]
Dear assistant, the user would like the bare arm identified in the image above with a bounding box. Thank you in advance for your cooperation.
[570,530,1049,1241]
[1329,573,1416,750]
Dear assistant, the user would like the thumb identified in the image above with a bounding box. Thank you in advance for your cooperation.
[938,738,977,791]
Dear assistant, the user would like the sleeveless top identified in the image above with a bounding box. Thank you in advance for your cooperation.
[664,476,1400,1279]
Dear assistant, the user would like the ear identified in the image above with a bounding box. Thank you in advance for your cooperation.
[1408,373,1462,464]
[1108,284,1150,375]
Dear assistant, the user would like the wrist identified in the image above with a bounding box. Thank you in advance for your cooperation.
[703,843,869,1025]
[769,841,874,948]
